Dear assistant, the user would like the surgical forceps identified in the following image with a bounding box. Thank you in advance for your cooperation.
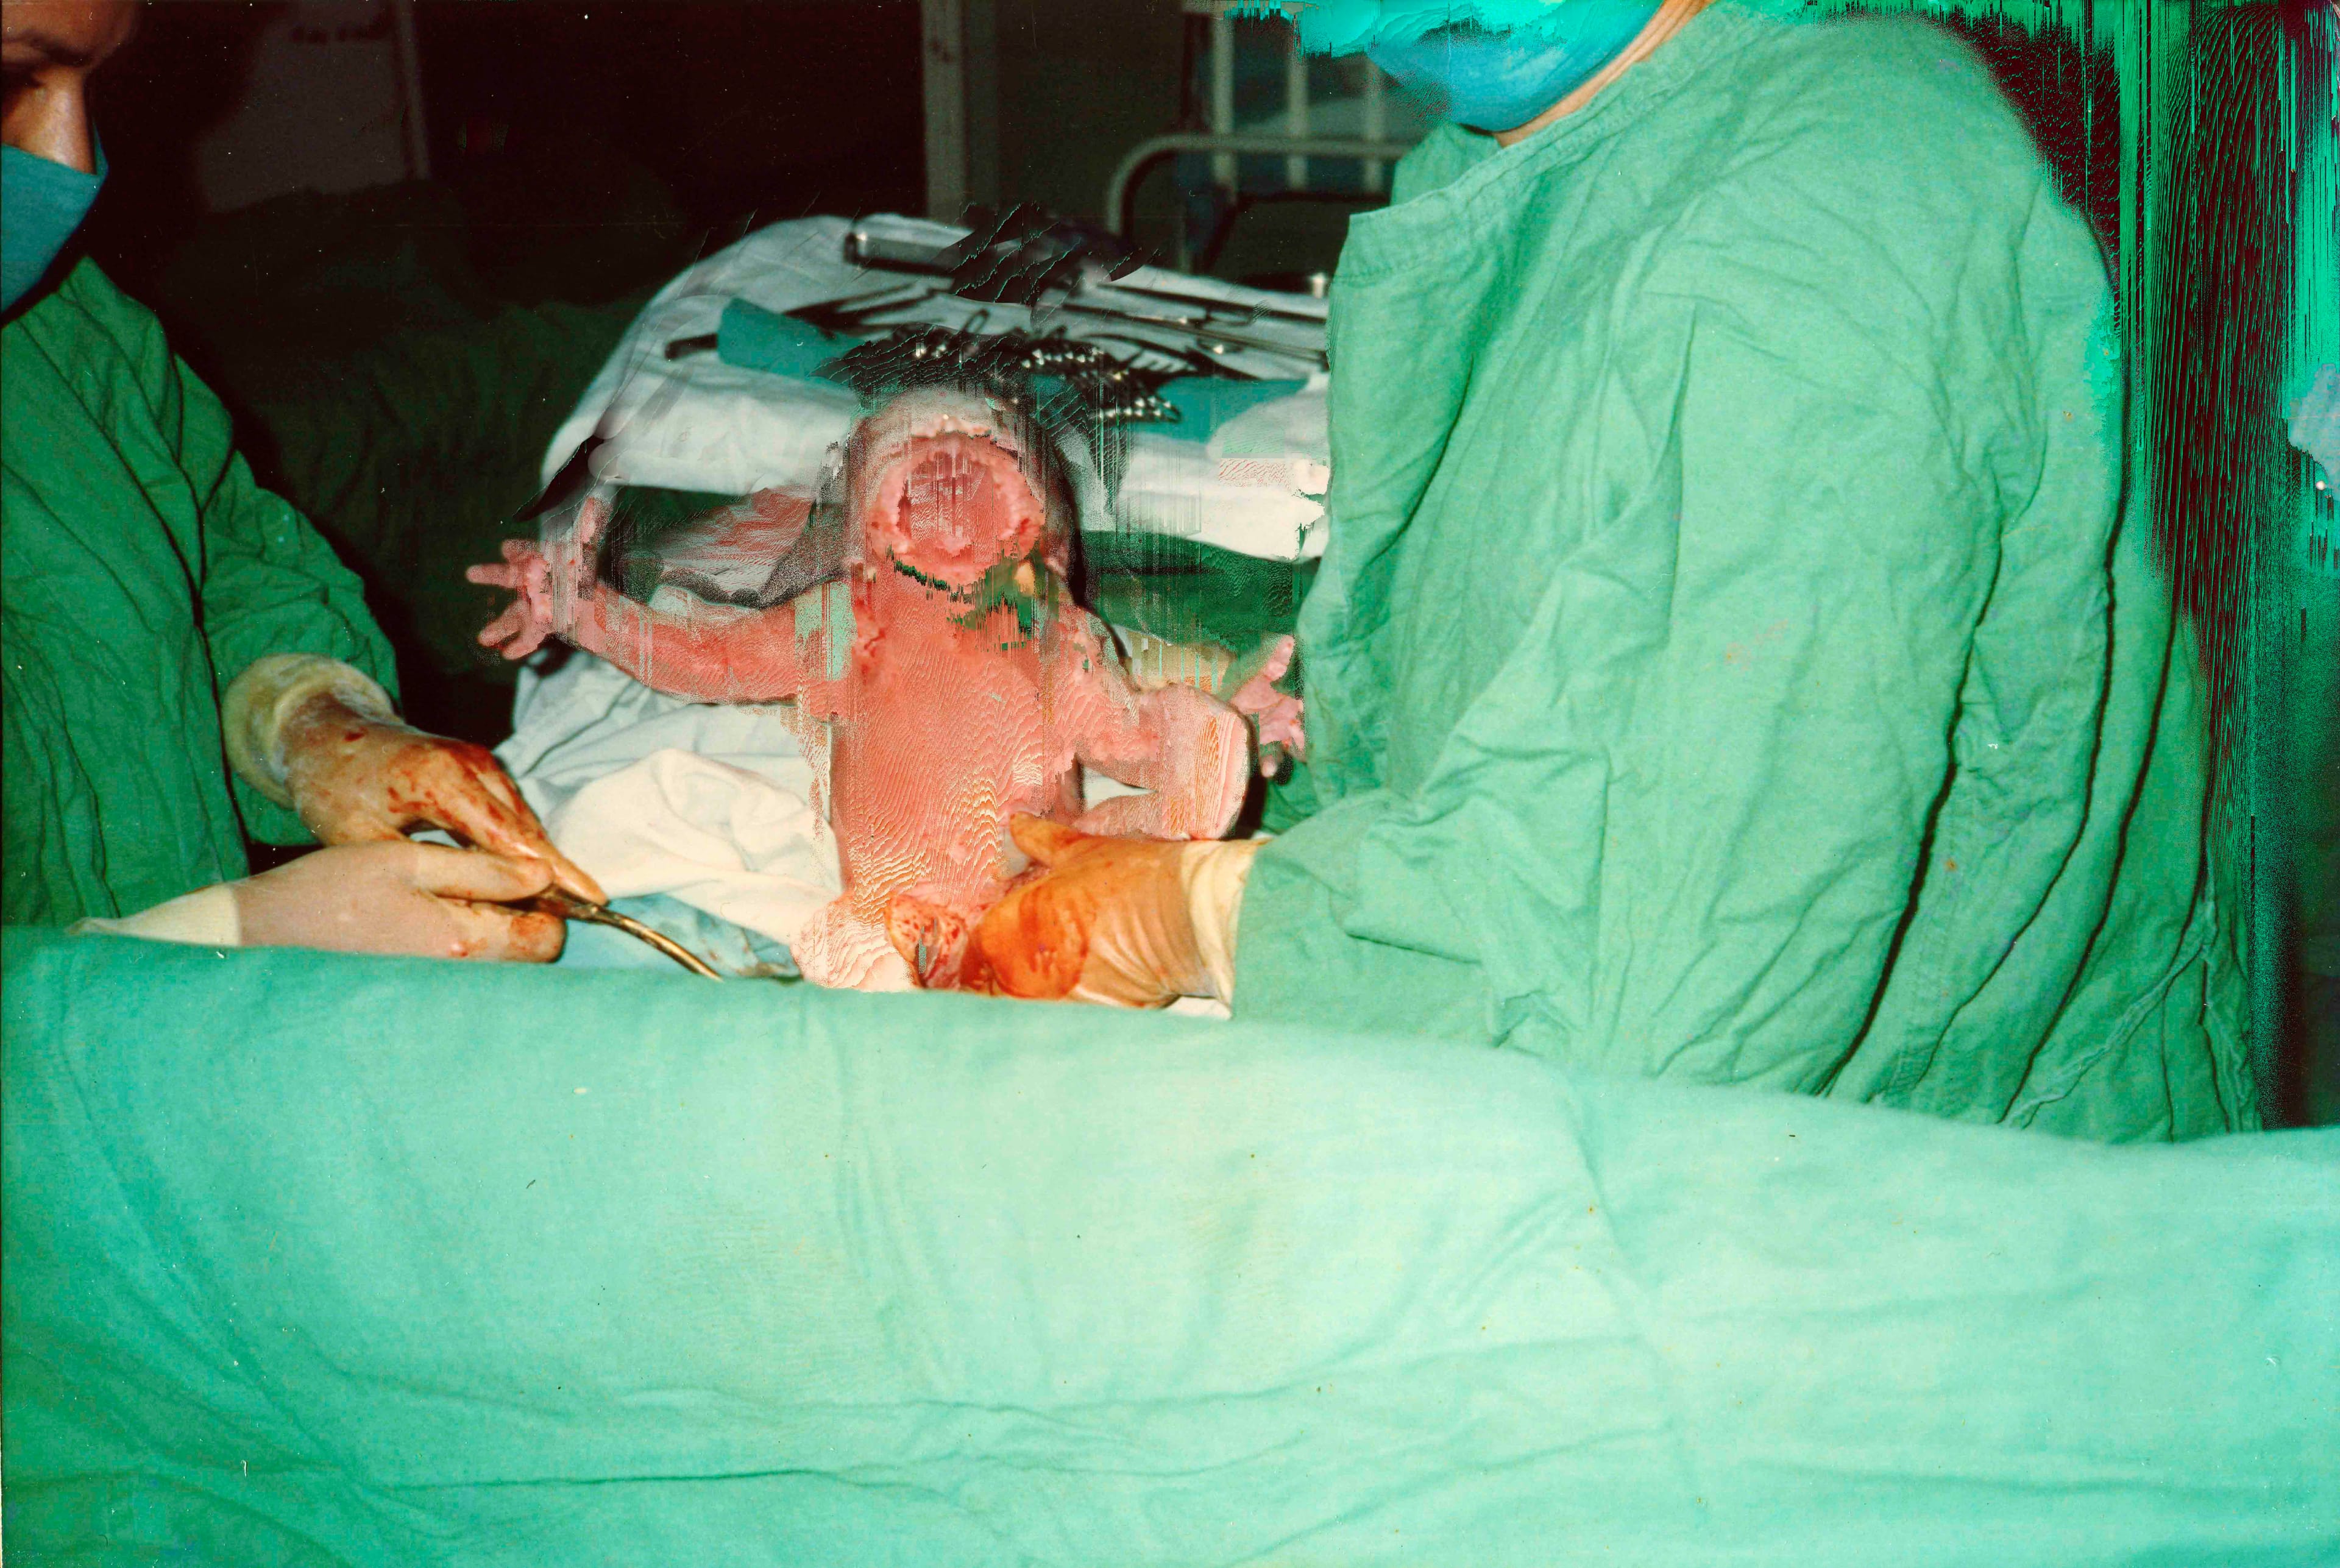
[531,888,725,979]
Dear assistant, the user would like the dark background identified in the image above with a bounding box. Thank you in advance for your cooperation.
[68,1,2136,737]
[84,1,928,316]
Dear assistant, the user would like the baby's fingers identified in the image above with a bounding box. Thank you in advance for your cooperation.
[1256,634,1294,686]
[477,605,547,658]
[1254,694,1306,754]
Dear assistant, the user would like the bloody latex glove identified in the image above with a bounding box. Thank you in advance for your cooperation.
[278,692,604,906]
[915,816,1260,1007]
[949,818,1199,1006]
[1226,634,1305,776]
[233,840,566,961]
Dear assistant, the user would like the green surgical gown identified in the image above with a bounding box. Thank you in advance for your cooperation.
[2,260,397,926]
[1236,4,2253,1141]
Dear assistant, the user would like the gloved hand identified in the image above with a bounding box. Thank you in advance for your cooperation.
[233,840,567,961]
[278,691,604,906]
[918,815,1259,1007]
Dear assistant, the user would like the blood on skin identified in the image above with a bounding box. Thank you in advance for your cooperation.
[962,889,1086,998]
[380,751,502,827]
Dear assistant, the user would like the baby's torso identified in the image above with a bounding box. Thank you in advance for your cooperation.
[827,588,1083,913]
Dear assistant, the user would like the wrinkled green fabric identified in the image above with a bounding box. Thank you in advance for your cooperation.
[2,260,399,927]
[232,298,634,697]
[1238,4,2250,1141]
[1080,530,1319,653]
[121,179,640,739]
[2,927,2333,1566]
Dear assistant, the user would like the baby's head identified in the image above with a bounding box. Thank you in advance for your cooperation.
[840,386,1075,591]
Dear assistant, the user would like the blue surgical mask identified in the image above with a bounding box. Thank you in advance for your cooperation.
[1367,2,1661,133]
[3,140,108,314]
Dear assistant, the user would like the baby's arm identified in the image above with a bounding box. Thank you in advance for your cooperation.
[564,593,815,706]
[468,497,828,708]
[1055,614,1251,840]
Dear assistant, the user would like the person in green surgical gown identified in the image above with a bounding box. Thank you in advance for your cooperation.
[947,0,2255,1143]
[3,0,603,960]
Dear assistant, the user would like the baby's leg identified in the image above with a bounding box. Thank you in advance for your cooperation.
[1050,614,1250,840]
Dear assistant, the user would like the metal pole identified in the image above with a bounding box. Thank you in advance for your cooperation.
[962,0,998,211]
[1284,26,1308,191]
[921,0,969,221]
[1104,133,1420,238]
[1210,5,1236,190]
[388,0,430,183]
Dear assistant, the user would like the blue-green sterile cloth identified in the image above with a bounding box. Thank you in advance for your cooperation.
[1236,3,2250,1141]
[1154,375,1308,438]
[5,928,2335,1566]
[717,297,863,381]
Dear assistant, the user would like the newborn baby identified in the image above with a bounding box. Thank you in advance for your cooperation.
[470,384,1295,990]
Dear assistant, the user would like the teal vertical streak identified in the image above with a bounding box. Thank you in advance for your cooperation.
[2280,5,2338,1123]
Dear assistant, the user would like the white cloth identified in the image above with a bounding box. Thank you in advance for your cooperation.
[541,215,1333,562]
[494,651,840,952]
[1208,371,1330,475]
[2289,363,2340,490]
[494,649,1158,963]
[577,354,863,499]
[1119,429,1328,562]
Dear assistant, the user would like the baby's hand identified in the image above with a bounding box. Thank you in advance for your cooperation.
[1227,634,1305,775]
[466,498,611,659]
[467,539,558,658]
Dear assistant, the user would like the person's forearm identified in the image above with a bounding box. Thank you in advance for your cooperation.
[69,653,391,948]
[222,653,400,808]
[69,884,243,946]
